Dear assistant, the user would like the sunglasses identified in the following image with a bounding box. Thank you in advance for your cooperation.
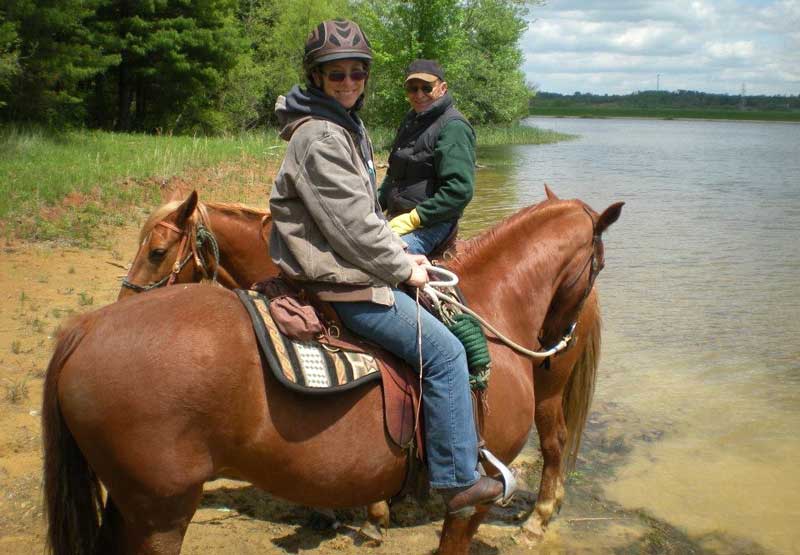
[322,70,368,82]
[405,83,435,94]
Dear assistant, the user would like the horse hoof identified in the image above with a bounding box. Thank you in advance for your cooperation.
[308,508,340,530]
[517,520,545,546]
[357,520,384,544]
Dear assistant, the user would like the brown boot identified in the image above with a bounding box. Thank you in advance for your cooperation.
[439,476,504,518]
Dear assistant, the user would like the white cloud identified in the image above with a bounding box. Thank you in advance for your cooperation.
[523,0,800,95]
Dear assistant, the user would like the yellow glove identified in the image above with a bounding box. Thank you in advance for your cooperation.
[388,209,422,236]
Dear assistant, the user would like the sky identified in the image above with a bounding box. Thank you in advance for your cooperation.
[522,0,800,95]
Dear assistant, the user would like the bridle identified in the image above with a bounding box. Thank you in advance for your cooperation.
[120,215,220,293]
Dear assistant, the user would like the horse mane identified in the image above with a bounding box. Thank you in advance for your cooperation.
[139,200,268,243]
[449,198,585,273]
[203,201,268,220]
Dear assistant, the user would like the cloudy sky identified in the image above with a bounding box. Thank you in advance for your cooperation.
[522,0,800,95]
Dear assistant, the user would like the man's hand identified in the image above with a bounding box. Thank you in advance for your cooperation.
[388,209,421,236]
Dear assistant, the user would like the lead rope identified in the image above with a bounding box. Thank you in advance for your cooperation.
[414,287,424,442]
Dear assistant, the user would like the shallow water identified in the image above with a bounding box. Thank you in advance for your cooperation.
[463,117,800,554]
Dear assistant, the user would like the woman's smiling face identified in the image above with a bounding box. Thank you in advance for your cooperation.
[316,59,368,109]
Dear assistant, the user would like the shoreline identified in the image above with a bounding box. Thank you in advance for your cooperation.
[528,113,800,124]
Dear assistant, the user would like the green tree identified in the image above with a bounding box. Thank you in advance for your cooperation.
[0,18,20,108]
[1,0,118,126]
[87,0,246,133]
[354,0,535,126]
[237,0,352,126]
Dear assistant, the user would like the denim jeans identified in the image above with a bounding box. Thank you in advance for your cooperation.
[401,219,456,255]
[332,289,480,488]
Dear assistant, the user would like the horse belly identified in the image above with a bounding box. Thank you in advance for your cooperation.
[228,381,409,508]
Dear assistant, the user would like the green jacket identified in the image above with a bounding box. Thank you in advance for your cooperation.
[378,112,476,226]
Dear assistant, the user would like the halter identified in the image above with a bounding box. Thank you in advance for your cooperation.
[121,216,221,293]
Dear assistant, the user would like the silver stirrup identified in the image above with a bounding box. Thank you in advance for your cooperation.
[479,448,517,504]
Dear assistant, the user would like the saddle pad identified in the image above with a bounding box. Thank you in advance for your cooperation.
[236,289,382,395]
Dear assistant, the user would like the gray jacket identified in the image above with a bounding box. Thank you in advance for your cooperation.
[269,94,412,305]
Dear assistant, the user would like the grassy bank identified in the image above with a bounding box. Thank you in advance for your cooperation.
[1,127,284,244]
[530,106,800,122]
[1,123,570,244]
[370,123,574,152]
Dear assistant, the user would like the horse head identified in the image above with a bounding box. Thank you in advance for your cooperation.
[118,190,217,300]
[539,190,623,349]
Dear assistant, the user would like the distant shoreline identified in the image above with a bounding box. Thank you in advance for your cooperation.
[528,108,800,123]
[529,114,800,124]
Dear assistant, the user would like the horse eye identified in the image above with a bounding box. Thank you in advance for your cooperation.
[148,248,167,262]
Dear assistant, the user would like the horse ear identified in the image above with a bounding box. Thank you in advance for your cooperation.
[544,184,559,200]
[595,202,624,235]
[175,190,199,226]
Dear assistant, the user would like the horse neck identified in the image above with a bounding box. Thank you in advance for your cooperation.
[452,202,588,347]
[204,204,276,287]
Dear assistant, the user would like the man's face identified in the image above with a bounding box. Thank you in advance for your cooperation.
[405,78,447,113]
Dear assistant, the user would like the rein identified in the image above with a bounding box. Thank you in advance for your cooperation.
[423,208,601,361]
[121,213,221,293]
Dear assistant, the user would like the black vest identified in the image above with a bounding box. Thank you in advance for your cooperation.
[384,95,473,217]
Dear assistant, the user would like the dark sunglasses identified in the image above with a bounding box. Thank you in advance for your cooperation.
[323,70,368,82]
[405,83,435,94]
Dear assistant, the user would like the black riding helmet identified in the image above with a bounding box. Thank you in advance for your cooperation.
[303,19,373,81]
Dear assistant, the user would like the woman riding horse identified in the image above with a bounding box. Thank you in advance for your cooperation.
[268,18,506,515]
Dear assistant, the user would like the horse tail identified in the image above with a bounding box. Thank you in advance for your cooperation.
[42,317,104,555]
[561,289,601,474]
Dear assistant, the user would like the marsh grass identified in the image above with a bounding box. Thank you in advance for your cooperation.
[369,123,573,153]
[3,376,30,403]
[1,127,283,243]
[3,123,568,244]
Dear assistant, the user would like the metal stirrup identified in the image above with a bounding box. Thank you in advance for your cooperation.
[480,448,517,504]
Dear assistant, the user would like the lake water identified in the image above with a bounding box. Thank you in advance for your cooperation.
[464,117,800,554]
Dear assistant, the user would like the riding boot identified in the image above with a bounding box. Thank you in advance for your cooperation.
[438,476,504,518]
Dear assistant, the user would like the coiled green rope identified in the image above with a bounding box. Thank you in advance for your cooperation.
[447,313,491,390]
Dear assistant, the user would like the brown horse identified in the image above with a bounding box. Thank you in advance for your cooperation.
[118,189,602,541]
[43,194,621,554]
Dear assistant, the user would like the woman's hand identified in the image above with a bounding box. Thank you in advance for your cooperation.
[405,254,431,287]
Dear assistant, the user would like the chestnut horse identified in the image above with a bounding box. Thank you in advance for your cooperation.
[43,195,621,555]
[116,189,608,543]
[118,189,604,541]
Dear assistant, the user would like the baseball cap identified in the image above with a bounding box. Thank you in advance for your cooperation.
[404,59,445,83]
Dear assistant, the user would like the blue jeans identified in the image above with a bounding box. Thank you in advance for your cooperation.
[332,290,480,488]
[401,220,456,255]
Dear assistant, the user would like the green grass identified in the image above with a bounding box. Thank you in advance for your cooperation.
[530,106,800,122]
[0,126,283,243]
[1,123,570,244]
[369,123,573,153]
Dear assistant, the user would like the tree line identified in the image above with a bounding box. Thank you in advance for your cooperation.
[532,90,800,112]
[0,0,535,134]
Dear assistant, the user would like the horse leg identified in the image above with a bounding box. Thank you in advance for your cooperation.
[437,504,491,555]
[358,501,390,542]
[105,485,203,555]
[520,395,567,542]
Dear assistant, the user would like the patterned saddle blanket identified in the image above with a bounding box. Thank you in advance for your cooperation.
[236,288,421,449]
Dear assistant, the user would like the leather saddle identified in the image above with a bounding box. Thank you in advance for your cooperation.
[242,279,423,454]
